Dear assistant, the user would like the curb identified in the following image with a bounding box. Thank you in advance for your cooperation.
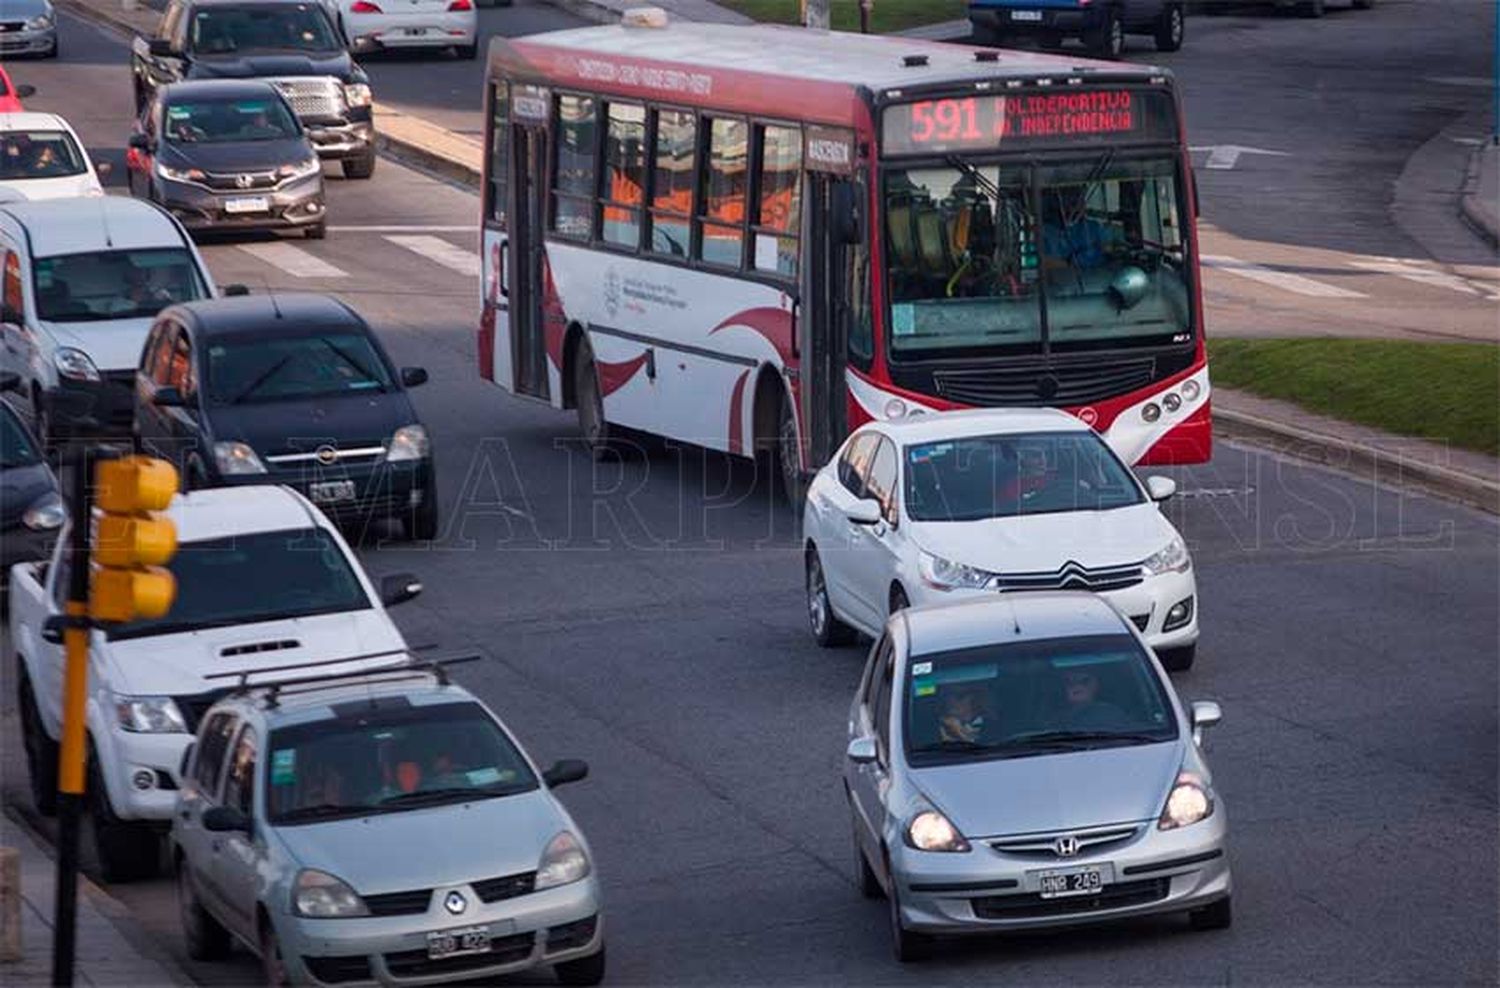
[1215,408,1500,517]
[1458,143,1499,248]
[373,123,481,192]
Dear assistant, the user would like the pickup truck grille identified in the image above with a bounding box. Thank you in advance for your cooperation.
[268,76,344,119]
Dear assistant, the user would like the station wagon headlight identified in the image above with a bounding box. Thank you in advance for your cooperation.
[293,869,370,918]
[343,82,372,108]
[212,441,267,475]
[1141,537,1191,577]
[534,831,590,891]
[906,809,970,853]
[385,424,429,462]
[1158,770,1214,830]
[114,694,188,733]
[54,347,100,382]
[23,491,65,531]
[918,550,994,592]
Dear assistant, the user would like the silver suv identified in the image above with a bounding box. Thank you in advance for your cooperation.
[171,662,605,986]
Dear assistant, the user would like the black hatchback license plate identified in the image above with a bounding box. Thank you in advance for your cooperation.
[427,925,490,960]
[309,480,356,503]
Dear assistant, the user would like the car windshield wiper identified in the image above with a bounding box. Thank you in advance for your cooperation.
[230,355,291,403]
[275,802,374,822]
[1005,729,1169,748]
[378,787,499,808]
[320,337,385,388]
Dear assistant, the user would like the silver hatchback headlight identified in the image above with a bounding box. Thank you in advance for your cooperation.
[534,831,590,890]
[1158,770,1215,830]
[293,869,370,918]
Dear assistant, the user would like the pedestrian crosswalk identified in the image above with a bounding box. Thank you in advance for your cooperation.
[385,234,482,278]
[1201,255,1368,299]
[237,241,349,279]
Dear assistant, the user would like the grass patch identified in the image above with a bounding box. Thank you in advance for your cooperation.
[717,0,968,33]
[1209,338,1500,456]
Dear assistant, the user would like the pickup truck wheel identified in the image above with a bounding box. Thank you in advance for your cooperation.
[18,667,58,816]
[341,150,376,180]
[179,861,232,960]
[87,740,160,883]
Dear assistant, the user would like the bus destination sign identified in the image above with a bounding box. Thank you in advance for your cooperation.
[881,89,1176,156]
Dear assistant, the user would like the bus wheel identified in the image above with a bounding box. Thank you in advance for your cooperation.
[573,341,610,459]
[776,388,805,506]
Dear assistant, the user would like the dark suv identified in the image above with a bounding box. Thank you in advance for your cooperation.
[969,1,1186,59]
[130,0,377,179]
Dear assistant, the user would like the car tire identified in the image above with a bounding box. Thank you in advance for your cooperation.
[1154,4,1184,51]
[1298,0,1325,16]
[807,548,855,648]
[178,861,232,961]
[44,38,59,59]
[30,387,53,454]
[184,454,209,492]
[304,221,327,240]
[1158,644,1196,672]
[260,920,291,986]
[1190,894,1232,931]
[341,150,376,180]
[852,821,882,900]
[1086,7,1124,59]
[889,585,910,618]
[404,485,440,542]
[888,883,933,963]
[18,666,59,817]
[774,387,805,507]
[554,945,606,987]
[87,740,160,883]
[572,339,612,460]
[455,42,478,59]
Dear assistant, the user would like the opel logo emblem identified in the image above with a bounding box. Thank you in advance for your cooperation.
[1053,835,1081,858]
[315,444,338,465]
[235,173,254,189]
[443,891,467,915]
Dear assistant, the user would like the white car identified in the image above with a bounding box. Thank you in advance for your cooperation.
[803,408,1200,670]
[10,484,427,882]
[338,0,478,58]
[0,112,104,200]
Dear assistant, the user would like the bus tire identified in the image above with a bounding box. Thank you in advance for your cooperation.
[573,339,611,459]
[775,387,805,507]
[1086,7,1124,59]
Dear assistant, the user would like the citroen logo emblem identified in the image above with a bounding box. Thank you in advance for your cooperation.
[1053,835,1080,858]
[235,173,254,189]
[443,891,467,915]
[315,444,338,465]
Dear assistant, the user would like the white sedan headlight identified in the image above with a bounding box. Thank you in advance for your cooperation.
[343,83,372,108]
[213,441,267,475]
[918,550,994,592]
[535,831,590,890]
[1141,537,1191,577]
[114,694,188,733]
[23,491,65,531]
[293,869,369,918]
[905,808,970,853]
[54,347,100,382]
[1158,770,1214,830]
[385,424,429,462]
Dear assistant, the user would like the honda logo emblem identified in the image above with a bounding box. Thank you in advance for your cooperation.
[235,173,254,189]
[1053,835,1081,857]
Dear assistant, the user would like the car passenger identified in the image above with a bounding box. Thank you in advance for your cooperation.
[1059,666,1131,730]
[938,685,989,744]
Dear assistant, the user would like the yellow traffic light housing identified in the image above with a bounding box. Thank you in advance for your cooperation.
[90,456,179,623]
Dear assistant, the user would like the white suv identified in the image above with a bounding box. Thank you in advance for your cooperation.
[10,484,424,882]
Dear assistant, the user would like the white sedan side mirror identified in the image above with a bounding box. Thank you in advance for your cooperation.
[845,499,882,526]
[1145,476,1178,502]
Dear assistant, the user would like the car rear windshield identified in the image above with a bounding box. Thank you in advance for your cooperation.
[190,4,340,53]
[0,406,40,468]
[266,701,539,825]
[904,634,1177,766]
[106,528,370,639]
[164,97,299,144]
[33,248,207,322]
[904,430,1143,522]
[207,331,393,404]
[0,130,86,180]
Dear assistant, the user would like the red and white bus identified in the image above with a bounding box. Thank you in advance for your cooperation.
[478,14,1210,500]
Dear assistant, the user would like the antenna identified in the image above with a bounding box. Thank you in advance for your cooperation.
[99,199,114,248]
[269,292,283,319]
[1008,598,1022,636]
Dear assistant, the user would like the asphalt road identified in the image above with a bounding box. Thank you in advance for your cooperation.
[2,5,1498,987]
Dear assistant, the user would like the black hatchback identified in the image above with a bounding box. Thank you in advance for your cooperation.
[132,293,438,539]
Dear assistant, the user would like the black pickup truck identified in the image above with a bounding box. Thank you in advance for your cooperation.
[130,0,377,178]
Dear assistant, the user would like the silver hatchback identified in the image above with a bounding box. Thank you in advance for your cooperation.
[844,593,1230,961]
[171,664,605,986]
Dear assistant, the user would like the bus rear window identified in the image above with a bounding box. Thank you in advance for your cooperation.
[882,89,1177,157]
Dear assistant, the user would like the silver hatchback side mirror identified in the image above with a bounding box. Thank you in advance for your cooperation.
[1190,700,1222,746]
[846,736,878,764]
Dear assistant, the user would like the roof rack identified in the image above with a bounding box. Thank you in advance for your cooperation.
[204,649,485,708]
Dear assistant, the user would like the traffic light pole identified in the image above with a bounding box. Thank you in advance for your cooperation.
[51,446,93,988]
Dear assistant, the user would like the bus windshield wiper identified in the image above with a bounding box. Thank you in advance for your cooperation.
[944,155,1003,202]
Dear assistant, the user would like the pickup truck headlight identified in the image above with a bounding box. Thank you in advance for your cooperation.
[918,550,994,592]
[54,347,100,383]
[213,441,267,475]
[293,869,370,918]
[385,424,428,462]
[343,83,372,108]
[23,492,65,531]
[156,162,207,183]
[114,694,188,733]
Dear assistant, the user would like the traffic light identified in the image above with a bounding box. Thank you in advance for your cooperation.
[90,455,179,623]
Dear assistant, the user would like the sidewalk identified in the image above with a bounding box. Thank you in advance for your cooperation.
[0,811,189,987]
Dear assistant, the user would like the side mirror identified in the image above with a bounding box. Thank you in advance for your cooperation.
[379,572,422,607]
[831,180,864,246]
[95,161,114,179]
[14,84,35,99]
[202,805,252,833]
[1145,476,1177,502]
[846,736,878,764]
[349,35,380,55]
[152,386,185,408]
[148,38,175,57]
[41,615,64,645]
[179,742,196,780]
[0,370,19,392]
[400,367,428,388]
[844,498,882,526]
[221,283,250,297]
[1190,700,1222,746]
[542,758,589,788]
[128,133,151,152]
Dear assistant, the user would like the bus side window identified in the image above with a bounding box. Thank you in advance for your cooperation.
[487,82,509,227]
[648,109,696,259]
[751,125,801,278]
[600,102,646,249]
[847,236,873,367]
[698,116,747,268]
[551,94,598,241]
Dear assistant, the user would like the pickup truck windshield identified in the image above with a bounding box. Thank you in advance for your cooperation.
[189,4,341,54]
[33,248,207,322]
[107,528,370,639]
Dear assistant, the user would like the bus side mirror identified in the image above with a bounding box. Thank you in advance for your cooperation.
[831,180,864,246]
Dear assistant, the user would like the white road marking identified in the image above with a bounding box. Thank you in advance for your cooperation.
[1189,144,1291,170]
[1349,259,1500,299]
[327,225,474,233]
[385,235,480,277]
[1424,76,1494,88]
[1200,255,1367,299]
[237,242,348,278]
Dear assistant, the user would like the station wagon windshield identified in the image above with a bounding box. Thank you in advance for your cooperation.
[105,528,369,639]
[266,701,539,824]
[189,4,341,53]
[905,634,1177,766]
[33,248,207,322]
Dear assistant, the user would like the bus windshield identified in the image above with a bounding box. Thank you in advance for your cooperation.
[884,155,1191,359]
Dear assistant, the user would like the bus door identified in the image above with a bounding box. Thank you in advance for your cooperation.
[508,87,550,400]
[798,127,861,469]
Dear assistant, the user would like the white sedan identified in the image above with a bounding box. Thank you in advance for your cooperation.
[0,112,105,200]
[803,408,1200,670]
[337,0,477,58]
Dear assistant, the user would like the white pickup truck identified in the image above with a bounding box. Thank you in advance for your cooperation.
[10,483,423,882]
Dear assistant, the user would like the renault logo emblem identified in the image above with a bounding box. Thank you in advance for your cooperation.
[315,444,338,465]
[235,173,254,189]
[1053,835,1081,857]
[443,891,467,915]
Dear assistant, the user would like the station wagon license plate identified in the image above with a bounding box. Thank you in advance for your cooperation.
[1035,863,1111,899]
[309,480,356,503]
[426,924,490,960]
[403,27,427,35]
[224,196,269,214]
[1010,9,1043,21]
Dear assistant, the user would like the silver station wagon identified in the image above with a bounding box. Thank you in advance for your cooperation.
[844,593,1230,961]
[171,662,605,986]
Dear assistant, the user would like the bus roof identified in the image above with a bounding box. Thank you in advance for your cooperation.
[492,23,1171,127]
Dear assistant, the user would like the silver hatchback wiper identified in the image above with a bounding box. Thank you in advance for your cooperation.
[1006,729,1169,748]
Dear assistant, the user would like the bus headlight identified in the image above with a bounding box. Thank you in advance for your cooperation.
[1141,402,1161,423]
[1180,379,1201,402]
